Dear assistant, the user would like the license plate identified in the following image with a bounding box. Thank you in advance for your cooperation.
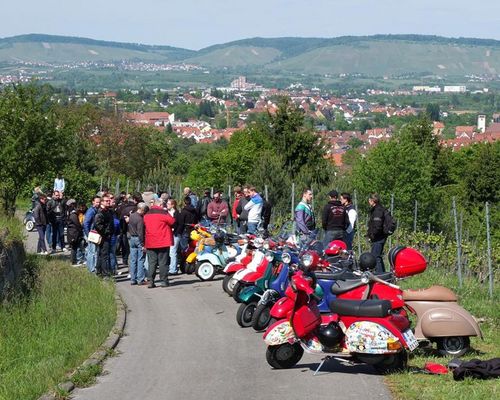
[403,329,419,351]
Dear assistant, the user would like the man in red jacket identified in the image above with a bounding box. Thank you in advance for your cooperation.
[143,198,175,288]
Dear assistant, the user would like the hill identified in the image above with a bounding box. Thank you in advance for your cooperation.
[0,34,194,63]
[1,33,500,76]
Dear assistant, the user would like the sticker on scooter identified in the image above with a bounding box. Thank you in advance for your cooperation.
[264,321,295,346]
[345,321,401,354]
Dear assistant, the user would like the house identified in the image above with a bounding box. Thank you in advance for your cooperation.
[124,112,173,126]
[455,126,476,139]
[433,121,445,136]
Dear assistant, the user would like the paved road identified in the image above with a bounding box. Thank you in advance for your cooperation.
[24,229,391,400]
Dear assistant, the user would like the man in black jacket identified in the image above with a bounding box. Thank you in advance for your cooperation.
[33,194,48,254]
[46,190,66,252]
[367,193,388,273]
[66,199,83,266]
[322,190,349,246]
[94,194,115,277]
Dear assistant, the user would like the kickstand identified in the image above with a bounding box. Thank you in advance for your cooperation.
[313,356,332,376]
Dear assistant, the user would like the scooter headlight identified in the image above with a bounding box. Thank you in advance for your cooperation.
[265,251,274,262]
[263,241,270,250]
[301,253,313,268]
[281,252,291,264]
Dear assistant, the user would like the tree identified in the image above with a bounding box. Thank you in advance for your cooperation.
[348,137,364,148]
[0,85,67,214]
[426,103,440,121]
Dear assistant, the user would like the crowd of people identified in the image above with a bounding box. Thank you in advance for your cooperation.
[31,177,394,287]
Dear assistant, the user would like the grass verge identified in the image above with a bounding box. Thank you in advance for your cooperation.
[387,267,499,400]
[0,257,116,400]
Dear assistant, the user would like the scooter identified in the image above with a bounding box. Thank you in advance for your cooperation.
[195,229,241,281]
[23,210,35,232]
[263,267,417,374]
[389,247,482,356]
[222,236,258,295]
[184,225,213,274]
[336,246,482,356]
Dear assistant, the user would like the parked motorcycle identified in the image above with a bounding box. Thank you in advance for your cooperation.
[195,228,241,281]
[263,267,417,373]
[23,210,35,232]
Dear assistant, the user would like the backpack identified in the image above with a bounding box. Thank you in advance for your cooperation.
[383,208,397,236]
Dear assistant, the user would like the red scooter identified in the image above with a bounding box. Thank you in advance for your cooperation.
[263,265,418,373]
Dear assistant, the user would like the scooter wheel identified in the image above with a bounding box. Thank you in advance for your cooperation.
[236,301,257,327]
[251,304,272,331]
[232,281,243,303]
[266,343,304,369]
[222,274,235,295]
[25,220,35,232]
[373,351,407,374]
[196,261,216,281]
[436,336,470,357]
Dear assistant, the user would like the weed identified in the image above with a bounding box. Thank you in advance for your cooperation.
[71,364,103,388]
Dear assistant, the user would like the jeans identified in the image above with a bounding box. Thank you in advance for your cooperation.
[70,238,83,264]
[109,240,118,273]
[147,247,170,284]
[86,241,97,273]
[96,240,111,277]
[129,236,145,283]
[36,225,47,253]
[247,222,258,234]
[323,229,345,247]
[51,220,65,250]
[344,230,355,251]
[169,235,180,274]
[76,239,85,263]
[371,238,387,273]
[46,223,62,249]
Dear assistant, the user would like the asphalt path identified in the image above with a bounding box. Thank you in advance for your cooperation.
[24,229,392,400]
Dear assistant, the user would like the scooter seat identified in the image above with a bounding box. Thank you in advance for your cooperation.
[329,299,392,318]
[403,285,457,302]
[330,279,365,295]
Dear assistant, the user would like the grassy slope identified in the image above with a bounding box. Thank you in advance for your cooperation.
[387,268,499,400]
[0,42,171,63]
[185,45,282,67]
[268,41,500,75]
[0,258,116,400]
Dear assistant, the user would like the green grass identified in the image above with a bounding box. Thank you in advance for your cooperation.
[0,215,24,244]
[0,257,116,400]
[387,267,500,400]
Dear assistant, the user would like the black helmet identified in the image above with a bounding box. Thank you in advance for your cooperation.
[359,252,376,271]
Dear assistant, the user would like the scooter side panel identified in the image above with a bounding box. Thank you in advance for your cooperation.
[343,321,401,354]
[409,301,483,339]
[197,253,223,267]
[263,320,296,346]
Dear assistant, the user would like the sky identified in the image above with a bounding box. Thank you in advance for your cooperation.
[2,0,500,50]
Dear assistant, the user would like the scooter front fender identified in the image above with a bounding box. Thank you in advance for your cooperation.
[412,303,483,339]
[239,286,261,303]
[197,253,222,267]
[263,320,296,346]
[270,297,294,319]
[224,262,245,274]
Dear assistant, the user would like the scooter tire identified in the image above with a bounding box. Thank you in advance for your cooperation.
[232,281,244,303]
[266,343,304,369]
[196,261,216,281]
[251,304,272,331]
[25,220,35,232]
[435,336,470,357]
[222,274,235,295]
[372,351,407,374]
[236,301,257,328]
[185,262,196,275]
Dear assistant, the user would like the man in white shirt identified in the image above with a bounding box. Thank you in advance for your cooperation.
[53,173,65,193]
[341,192,357,250]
